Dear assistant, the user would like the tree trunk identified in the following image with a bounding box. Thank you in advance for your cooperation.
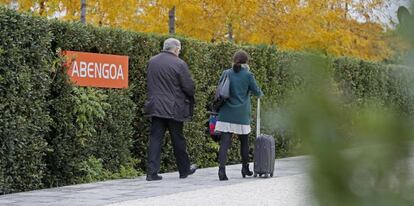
[345,2,349,19]
[169,6,176,35]
[227,23,233,42]
[39,0,46,16]
[81,0,87,24]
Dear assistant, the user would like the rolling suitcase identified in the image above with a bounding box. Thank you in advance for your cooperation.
[254,98,276,178]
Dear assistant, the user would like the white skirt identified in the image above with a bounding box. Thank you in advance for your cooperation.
[215,121,251,135]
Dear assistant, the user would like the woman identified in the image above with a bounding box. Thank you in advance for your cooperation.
[215,50,263,181]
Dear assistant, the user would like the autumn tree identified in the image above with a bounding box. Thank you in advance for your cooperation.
[0,0,401,61]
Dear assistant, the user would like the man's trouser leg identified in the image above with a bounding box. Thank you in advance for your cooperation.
[147,117,167,175]
[167,119,190,175]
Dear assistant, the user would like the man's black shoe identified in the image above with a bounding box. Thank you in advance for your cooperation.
[179,164,198,179]
[146,174,162,181]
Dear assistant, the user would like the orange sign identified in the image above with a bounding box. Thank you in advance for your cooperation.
[64,51,128,88]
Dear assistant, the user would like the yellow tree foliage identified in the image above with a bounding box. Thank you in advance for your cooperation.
[251,0,395,60]
[0,0,398,61]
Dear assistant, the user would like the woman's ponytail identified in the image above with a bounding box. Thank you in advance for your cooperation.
[232,50,249,73]
[233,63,242,73]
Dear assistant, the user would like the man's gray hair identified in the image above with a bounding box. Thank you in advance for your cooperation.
[163,38,181,51]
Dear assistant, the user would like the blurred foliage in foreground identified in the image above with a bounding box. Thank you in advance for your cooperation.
[277,3,414,205]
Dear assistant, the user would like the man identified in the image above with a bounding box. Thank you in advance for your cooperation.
[144,38,197,181]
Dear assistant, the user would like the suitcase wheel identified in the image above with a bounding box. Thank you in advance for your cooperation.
[259,173,262,177]
[270,172,273,177]
[253,172,257,178]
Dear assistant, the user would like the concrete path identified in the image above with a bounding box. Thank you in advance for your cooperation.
[0,156,312,206]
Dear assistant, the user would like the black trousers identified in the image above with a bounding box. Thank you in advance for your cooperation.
[218,132,249,168]
[147,117,190,176]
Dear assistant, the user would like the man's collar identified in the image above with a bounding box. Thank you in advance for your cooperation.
[161,50,177,56]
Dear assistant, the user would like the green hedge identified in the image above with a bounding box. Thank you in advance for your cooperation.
[0,7,411,194]
[45,22,139,187]
[0,8,52,194]
[333,57,413,112]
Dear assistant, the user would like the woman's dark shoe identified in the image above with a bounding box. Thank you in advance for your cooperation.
[241,164,253,178]
[218,167,228,181]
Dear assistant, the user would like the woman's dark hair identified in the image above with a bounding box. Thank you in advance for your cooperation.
[232,50,249,73]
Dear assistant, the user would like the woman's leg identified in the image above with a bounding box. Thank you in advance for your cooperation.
[219,132,232,167]
[239,134,249,165]
[218,132,232,180]
[239,134,253,177]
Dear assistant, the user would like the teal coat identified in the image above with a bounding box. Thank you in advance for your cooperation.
[217,68,263,125]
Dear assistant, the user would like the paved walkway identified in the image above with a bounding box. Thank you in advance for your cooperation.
[0,156,312,206]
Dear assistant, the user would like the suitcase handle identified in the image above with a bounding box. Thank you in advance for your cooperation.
[256,98,261,138]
